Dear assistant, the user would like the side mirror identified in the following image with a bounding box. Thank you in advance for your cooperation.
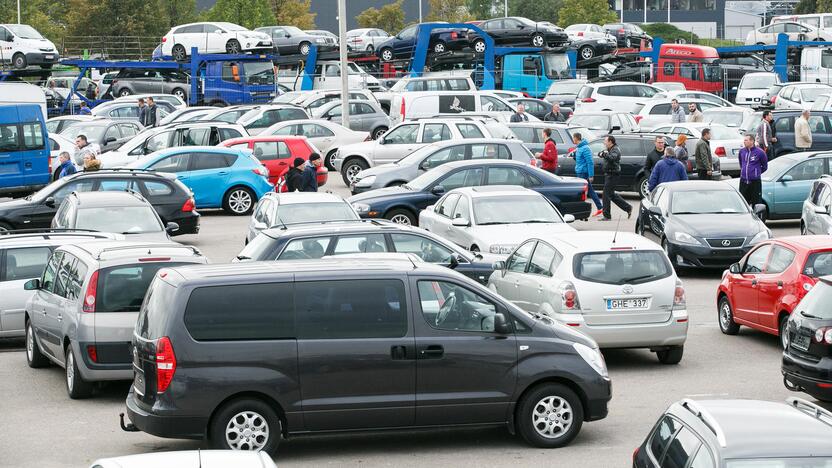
[649,205,663,216]
[610,125,621,132]
[44,197,55,208]
[431,185,445,196]
[215,29,224,34]
[563,214,575,223]
[285,34,291,38]
[729,262,741,274]
[493,260,506,273]
[105,136,117,144]
[447,253,460,269]
[780,174,793,182]
[24,278,41,290]
[493,312,512,334]
[378,138,387,145]
[253,221,268,230]
[814,205,829,215]
[452,217,470,227]
[754,204,767,217]
[165,222,180,234]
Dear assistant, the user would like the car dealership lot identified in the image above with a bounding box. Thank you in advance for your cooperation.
[0,178,823,467]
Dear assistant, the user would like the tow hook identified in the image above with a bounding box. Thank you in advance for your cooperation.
[783,376,803,392]
[119,413,139,432]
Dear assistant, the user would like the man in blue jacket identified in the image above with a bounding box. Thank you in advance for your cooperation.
[648,147,688,193]
[571,133,602,216]
[300,153,322,192]
[57,152,77,179]
[738,133,768,206]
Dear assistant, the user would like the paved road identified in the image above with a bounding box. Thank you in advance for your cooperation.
[0,180,824,468]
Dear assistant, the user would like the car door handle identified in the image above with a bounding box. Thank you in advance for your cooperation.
[777,281,783,288]
[514,281,520,288]
[56,313,62,322]
[417,345,444,359]
[217,171,228,175]
[751,279,758,286]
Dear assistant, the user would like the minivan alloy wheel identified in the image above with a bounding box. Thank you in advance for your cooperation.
[226,411,270,451]
[531,34,545,47]
[26,325,34,362]
[532,396,573,439]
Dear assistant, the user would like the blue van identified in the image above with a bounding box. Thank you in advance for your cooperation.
[0,104,50,195]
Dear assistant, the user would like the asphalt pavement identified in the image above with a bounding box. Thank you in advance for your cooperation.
[0,179,824,468]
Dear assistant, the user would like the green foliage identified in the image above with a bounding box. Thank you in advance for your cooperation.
[639,23,699,43]
[467,0,498,19]
[205,0,276,30]
[357,0,406,33]
[426,0,473,22]
[793,0,832,13]
[510,0,564,23]
[0,0,67,45]
[66,0,169,38]
[162,0,198,29]
[557,0,618,27]
[270,0,316,30]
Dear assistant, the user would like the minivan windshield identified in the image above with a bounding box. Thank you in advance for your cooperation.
[574,250,672,285]
[8,25,44,39]
[136,276,178,339]
[276,202,359,225]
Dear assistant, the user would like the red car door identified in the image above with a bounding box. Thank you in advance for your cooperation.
[755,244,797,333]
[730,244,772,326]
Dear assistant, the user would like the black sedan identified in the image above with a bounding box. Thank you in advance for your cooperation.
[637,181,771,270]
[468,17,568,53]
[235,220,496,285]
[569,37,617,61]
[0,170,199,235]
[602,23,652,48]
[347,159,591,226]
[783,276,832,402]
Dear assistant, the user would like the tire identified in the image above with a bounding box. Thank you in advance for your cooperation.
[656,345,684,365]
[26,321,49,368]
[625,37,632,48]
[385,208,417,226]
[209,398,281,455]
[367,44,375,53]
[226,39,242,54]
[299,41,311,56]
[801,221,807,235]
[433,41,446,54]
[662,238,678,271]
[341,158,368,185]
[516,383,583,448]
[635,219,644,236]
[324,150,338,171]
[470,245,480,253]
[12,53,26,69]
[531,33,545,48]
[65,345,93,399]
[172,44,187,61]
[118,88,131,97]
[473,39,486,54]
[171,88,187,101]
[779,314,790,350]
[0,221,13,233]
[371,126,388,140]
[718,295,740,335]
[579,45,595,60]
[222,186,256,215]
[636,176,649,200]
[380,47,394,62]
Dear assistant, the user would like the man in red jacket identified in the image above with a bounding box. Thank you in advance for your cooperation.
[535,127,558,174]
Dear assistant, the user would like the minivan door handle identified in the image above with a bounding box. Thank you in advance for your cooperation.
[417,344,444,359]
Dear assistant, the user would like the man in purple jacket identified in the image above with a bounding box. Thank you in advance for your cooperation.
[738,134,768,206]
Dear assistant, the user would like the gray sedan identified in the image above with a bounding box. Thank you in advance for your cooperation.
[313,100,391,140]
[350,138,534,193]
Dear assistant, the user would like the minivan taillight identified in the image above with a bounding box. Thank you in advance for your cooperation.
[181,197,195,212]
[559,280,581,311]
[800,274,818,295]
[674,279,686,308]
[83,270,99,313]
[155,336,176,393]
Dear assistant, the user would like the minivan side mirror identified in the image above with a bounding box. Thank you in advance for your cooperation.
[493,260,506,275]
[165,222,180,234]
[24,278,41,290]
[44,197,55,208]
[753,203,767,217]
[494,312,512,334]
[729,262,741,274]
[814,204,829,215]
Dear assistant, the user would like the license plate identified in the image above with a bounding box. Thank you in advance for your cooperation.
[44,55,53,59]
[133,369,145,396]
[606,297,649,310]
[792,333,811,352]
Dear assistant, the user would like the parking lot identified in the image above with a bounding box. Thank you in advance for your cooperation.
[0,177,812,467]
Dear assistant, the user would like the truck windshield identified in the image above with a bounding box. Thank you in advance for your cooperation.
[244,62,275,85]
[544,55,571,80]
[702,59,722,82]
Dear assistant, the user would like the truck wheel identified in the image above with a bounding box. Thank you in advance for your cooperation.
[171,88,187,101]
[65,345,94,399]
[579,45,595,60]
[473,39,486,53]
[223,186,256,215]
[26,320,49,368]
[299,42,311,55]
[172,44,187,61]
[531,34,545,48]
[380,48,394,62]
[341,158,368,185]
[12,53,26,69]
[209,398,282,455]
[516,383,583,448]
[226,39,242,54]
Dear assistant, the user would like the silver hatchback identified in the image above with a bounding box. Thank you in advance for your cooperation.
[24,241,207,398]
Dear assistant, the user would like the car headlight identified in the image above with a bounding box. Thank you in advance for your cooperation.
[749,229,770,245]
[352,203,370,214]
[673,231,702,246]
[573,343,608,378]
[355,175,376,186]
[489,244,516,255]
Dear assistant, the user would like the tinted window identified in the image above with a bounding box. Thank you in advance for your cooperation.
[0,124,19,151]
[184,283,294,341]
[804,251,832,277]
[98,263,187,313]
[417,280,498,332]
[252,141,291,161]
[649,416,679,461]
[142,180,174,196]
[278,236,331,260]
[618,138,644,156]
[661,427,702,468]
[744,244,771,273]
[2,247,51,281]
[510,126,536,143]
[650,104,671,115]
[487,167,528,186]
[422,123,451,143]
[300,123,334,138]
[389,233,454,263]
[528,242,558,276]
[574,250,672,285]
[98,179,140,192]
[218,128,242,141]
[190,152,234,171]
[295,280,407,339]
[21,123,44,150]
[423,145,466,170]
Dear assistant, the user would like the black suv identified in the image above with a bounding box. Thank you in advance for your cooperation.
[0,170,199,235]
[235,220,495,285]
[783,275,832,402]
[125,258,611,453]
[634,398,832,467]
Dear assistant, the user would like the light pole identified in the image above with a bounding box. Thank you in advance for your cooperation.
[338,0,350,128]
[17,0,21,24]
[643,0,647,24]
[419,0,422,22]
[505,0,509,16]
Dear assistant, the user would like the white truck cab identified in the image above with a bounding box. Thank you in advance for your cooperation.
[276,60,381,91]
[0,24,59,69]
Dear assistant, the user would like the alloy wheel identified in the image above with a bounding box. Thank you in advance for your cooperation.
[345,165,362,183]
[719,301,732,331]
[225,411,269,451]
[26,325,34,362]
[389,214,412,225]
[532,35,545,47]
[531,396,573,439]
[66,350,74,392]
[228,189,252,214]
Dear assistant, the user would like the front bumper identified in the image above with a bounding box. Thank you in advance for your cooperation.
[782,350,832,401]
[550,311,688,349]
[125,387,208,440]
[25,52,59,65]
[665,240,751,269]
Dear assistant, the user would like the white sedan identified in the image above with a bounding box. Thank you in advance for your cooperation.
[419,186,575,256]
[90,450,277,468]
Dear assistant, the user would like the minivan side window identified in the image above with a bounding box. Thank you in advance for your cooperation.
[2,247,52,281]
[278,236,331,260]
[295,279,407,339]
[417,280,499,332]
[389,233,454,263]
[184,283,295,341]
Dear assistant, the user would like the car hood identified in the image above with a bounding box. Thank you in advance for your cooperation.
[669,213,764,238]
[0,196,33,212]
[340,139,379,157]
[348,185,416,203]
[357,162,404,177]
[22,37,57,51]
[472,223,576,244]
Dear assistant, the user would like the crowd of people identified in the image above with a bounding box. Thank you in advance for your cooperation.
[55,134,102,181]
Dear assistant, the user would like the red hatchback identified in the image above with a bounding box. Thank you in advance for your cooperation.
[717,236,832,347]
[220,136,328,190]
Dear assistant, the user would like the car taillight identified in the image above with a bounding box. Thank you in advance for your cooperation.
[252,166,267,176]
[674,278,686,308]
[181,197,195,212]
[800,274,818,295]
[530,158,538,167]
[581,183,588,201]
[400,99,406,120]
[568,112,573,118]
[618,28,625,33]
[155,336,176,393]
[578,32,584,36]
[715,146,726,157]
[559,281,581,311]
[770,96,777,104]
[813,327,832,345]
[86,345,97,363]
[581,98,596,103]
[634,115,644,123]
[633,447,640,464]
[83,270,98,313]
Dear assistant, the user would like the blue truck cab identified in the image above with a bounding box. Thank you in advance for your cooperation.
[498,53,573,98]
[200,60,277,107]
[0,104,49,195]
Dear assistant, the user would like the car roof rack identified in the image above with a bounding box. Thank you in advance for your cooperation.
[680,399,727,447]
[0,229,111,239]
[787,397,832,428]
[71,242,201,260]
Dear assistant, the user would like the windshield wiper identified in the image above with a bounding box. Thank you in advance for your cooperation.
[800,310,822,319]
[516,220,556,224]
[236,255,251,261]
[621,274,654,283]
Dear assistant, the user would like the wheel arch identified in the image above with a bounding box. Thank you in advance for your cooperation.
[208,391,288,438]
[383,204,418,219]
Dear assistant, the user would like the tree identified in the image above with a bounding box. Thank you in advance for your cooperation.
[640,23,699,43]
[510,0,564,23]
[426,0,473,22]
[270,0,316,30]
[357,0,405,34]
[467,0,498,19]
[66,0,168,38]
[162,0,198,29]
[205,0,276,30]
[557,0,617,27]
[793,0,832,12]
[0,0,67,45]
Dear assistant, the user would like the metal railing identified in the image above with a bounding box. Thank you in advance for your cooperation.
[60,36,160,61]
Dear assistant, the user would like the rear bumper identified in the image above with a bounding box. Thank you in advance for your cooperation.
[125,388,207,440]
[550,311,688,349]
[75,340,133,381]
[559,201,592,220]
[167,212,200,236]
[665,240,751,269]
[782,351,832,401]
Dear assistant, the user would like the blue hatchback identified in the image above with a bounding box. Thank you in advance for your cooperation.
[128,146,273,215]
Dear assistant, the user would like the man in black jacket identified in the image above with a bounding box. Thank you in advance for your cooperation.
[645,136,665,175]
[300,153,322,192]
[600,135,632,221]
[285,157,305,192]
[543,103,566,122]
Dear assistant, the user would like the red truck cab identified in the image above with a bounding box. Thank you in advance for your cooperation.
[220,136,328,191]
[654,44,723,94]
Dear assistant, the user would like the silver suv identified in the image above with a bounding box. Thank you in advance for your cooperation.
[24,241,207,398]
[802,175,832,235]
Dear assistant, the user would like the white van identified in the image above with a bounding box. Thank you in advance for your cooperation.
[0,24,59,69]
[389,91,528,124]
[799,47,832,84]
[276,60,381,91]
[0,83,47,118]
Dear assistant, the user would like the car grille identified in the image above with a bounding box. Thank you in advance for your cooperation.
[705,238,745,248]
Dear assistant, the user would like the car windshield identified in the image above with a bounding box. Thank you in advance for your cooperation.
[655,82,685,91]
[243,62,275,85]
[59,124,107,142]
[743,74,777,89]
[671,190,748,214]
[547,81,585,95]
[473,195,563,224]
[574,250,671,285]
[8,25,44,39]
[565,25,584,31]
[703,110,745,127]
[801,87,831,102]
[726,457,832,467]
[708,126,741,139]
[568,115,610,130]
[544,54,571,80]
[741,113,762,134]
[275,202,359,225]
[761,157,798,181]
[75,206,163,233]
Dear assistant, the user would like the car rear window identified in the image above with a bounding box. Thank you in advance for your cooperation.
[573,250,672,285]
[803,251,832,278]
[97,263,190,313]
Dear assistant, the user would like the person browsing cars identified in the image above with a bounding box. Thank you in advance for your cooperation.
[648,146,688,193]
[535,127,558,174]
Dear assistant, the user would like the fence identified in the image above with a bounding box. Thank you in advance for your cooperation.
[60,36,160,61]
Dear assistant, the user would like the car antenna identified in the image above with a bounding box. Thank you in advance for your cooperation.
[612,215,622,244]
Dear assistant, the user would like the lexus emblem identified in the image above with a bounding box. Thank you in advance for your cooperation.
[622,285,633,294]
[721,240,731,247]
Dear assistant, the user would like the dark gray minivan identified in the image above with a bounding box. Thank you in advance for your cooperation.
[125,258,611,454]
